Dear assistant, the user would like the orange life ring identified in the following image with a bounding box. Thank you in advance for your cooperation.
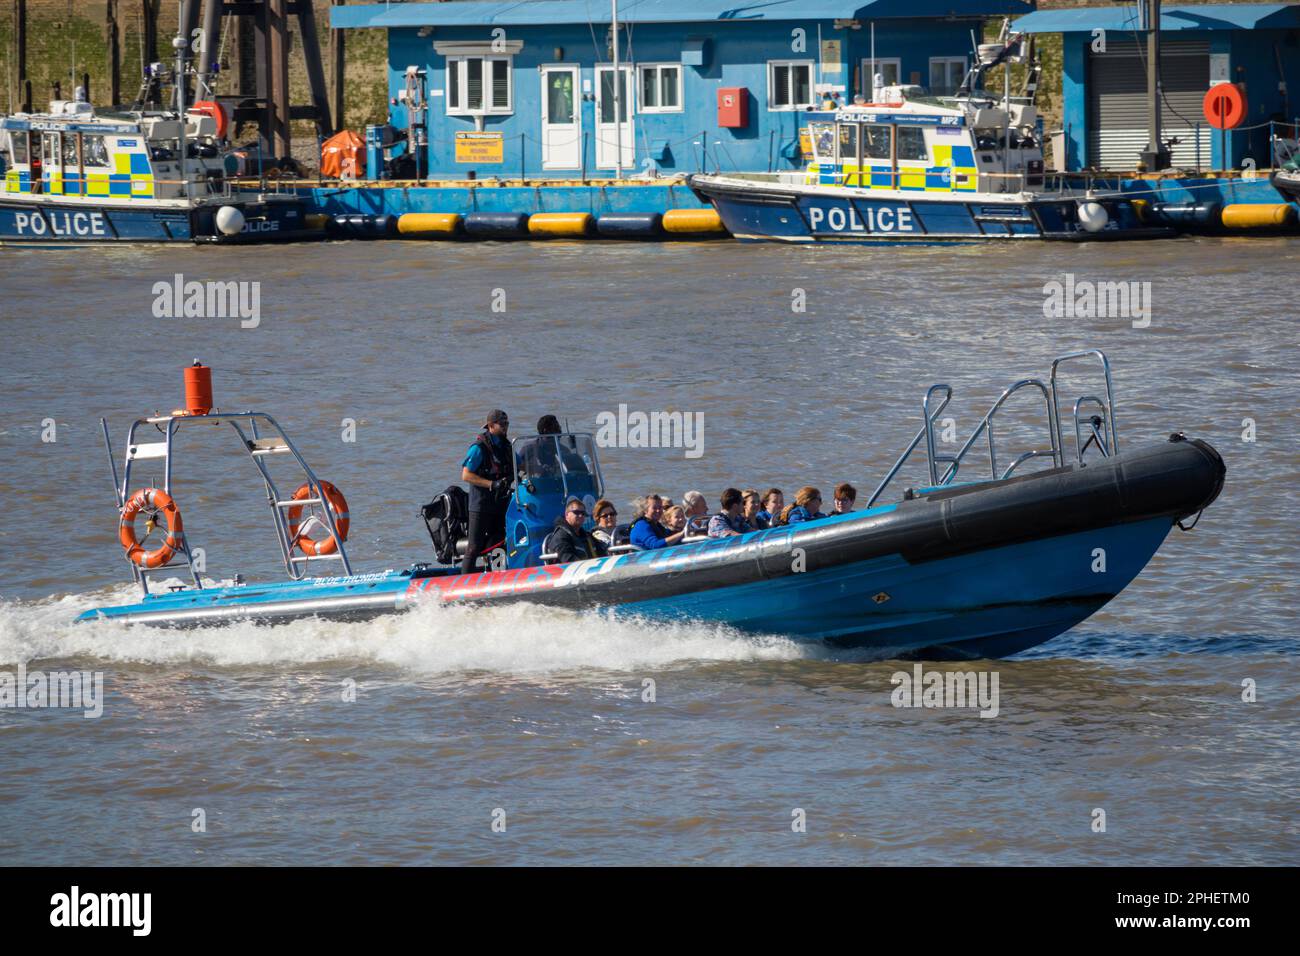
[286,481,350,556]
[119,488,184,569]
[189,100,230,139]
[1203,84,1247,130]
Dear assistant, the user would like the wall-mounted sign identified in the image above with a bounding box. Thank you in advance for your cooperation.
[455,131,504,164]
[820,39,842,74]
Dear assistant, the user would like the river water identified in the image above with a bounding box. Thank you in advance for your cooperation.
[1,237,1297,865]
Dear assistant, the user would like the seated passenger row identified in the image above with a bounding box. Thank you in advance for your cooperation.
[623,482,859,550]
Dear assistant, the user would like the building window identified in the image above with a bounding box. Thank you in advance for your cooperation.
[861,58,902,91]
[638,63,682,113]
[929,57,967,96]
[446,56,513,115]
[768,60,815,110]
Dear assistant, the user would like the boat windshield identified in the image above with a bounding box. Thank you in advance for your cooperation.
[514,433,603,501]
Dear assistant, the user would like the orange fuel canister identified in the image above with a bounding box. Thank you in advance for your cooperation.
[184,360,213,416]
[718,87,748,129]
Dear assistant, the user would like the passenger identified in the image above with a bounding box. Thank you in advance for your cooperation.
[832,482,858,514]
[779,486,826,525]
[741,488,767,530]
[547,497,608,564]
[661,505,686,535]
[630,493,687,550]
[537,414,561,435]
[757,487,784,527]
[460,409,514,573]
[591,498,619,547]
[682,490,709,537]
[708,487,751,538]
[683,490,708,520]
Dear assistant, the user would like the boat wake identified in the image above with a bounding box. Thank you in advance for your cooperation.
[0,582,811,676]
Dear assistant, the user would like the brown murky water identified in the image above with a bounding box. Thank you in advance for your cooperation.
[0,237,1297,864]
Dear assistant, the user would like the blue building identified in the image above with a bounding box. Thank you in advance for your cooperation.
[1013,3,1300,173]
[332,0,1033,180]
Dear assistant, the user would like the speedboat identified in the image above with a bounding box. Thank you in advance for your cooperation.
[76,351,1224,660]
[689,30,1169,244]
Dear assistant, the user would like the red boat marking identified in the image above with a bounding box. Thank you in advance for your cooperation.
[406,565,565,602]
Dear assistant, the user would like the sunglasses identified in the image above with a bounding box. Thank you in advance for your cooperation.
[597,511,617,519]
[569,509,588,518]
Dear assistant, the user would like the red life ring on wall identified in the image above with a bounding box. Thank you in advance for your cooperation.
[1203,84,1247,130]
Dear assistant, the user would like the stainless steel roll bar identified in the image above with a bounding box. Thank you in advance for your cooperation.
[866,349,1117,508]
[101,410,352,597]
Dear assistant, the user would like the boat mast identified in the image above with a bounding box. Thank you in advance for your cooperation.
[173,28,191,200]
[611,0,622,178]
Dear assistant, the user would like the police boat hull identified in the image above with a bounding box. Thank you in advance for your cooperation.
[688,174,1174,245]
[78,437,1224,659]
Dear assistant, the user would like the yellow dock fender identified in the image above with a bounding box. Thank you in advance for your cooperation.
[662,207,727,234]
[526,212,593,237]
[1220,203,1297,229]
[397,212,463,236]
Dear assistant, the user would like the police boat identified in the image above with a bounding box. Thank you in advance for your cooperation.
[688,28,1171,245]
[78,352,1224,660]
[0,35,315,244]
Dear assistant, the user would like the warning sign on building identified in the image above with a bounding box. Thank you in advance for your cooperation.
[455,131,505,164]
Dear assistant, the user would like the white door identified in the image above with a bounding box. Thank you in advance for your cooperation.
[541,65,581,169]
[595,65,634,172]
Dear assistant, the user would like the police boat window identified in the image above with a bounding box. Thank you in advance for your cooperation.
[9,131,27,165]
[836,124,858,163]
[82,134,110,167]
[62,133,79,166]
[897,126,928,162]
[42,132,60,165]
[862,124,891,160]
[808,122,835,163]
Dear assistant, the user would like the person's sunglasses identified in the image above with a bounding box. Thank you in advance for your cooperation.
[598,511,616,520]
[569,509,587,518]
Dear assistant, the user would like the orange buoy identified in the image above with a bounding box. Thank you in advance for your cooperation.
[184,360,213,416]
[190,100,230,139]
[1203,84,1247,130]
[286,481,350,556]
[119,488,184,569]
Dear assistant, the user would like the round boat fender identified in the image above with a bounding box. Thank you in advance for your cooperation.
[287,481,350,556]
[119,488,185,569]
[215,205,246,236]
[1077,201,1109,233]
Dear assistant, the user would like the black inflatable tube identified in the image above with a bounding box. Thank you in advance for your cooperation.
[469,436,1225,611]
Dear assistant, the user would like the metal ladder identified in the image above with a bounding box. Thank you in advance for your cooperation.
[103,410,352,597]
[866,349,1118,508]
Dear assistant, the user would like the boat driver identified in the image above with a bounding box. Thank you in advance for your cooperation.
[460,409,515,573]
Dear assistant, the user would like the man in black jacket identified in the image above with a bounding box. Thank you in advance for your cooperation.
[547,498,609,564]
[460,409,515,573]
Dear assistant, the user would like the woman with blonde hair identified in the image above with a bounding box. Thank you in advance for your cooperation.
[661,505,687,535]
[777,486,825,525]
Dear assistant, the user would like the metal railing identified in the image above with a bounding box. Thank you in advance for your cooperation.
[103,410,352,596]
[866,350,1118,508]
